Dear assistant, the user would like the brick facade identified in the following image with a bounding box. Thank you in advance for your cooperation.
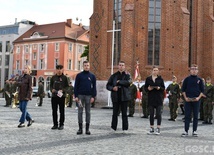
[89,0,214,82]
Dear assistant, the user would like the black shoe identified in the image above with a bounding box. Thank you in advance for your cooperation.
[202,121,208,124]
[208,120,213,124]
[141,115,148,118]
[38,104,42,106]
[77,129,83,134]
[4,105,9,107]
[86,130,91,135]
[168,118,173,121]
[86,123,91,135]
[128,114,133,117]
[198,118,203,121]
[51,125,58,130]
[27,119,33,127]
[58,125,64,130]
[18,123,25,128]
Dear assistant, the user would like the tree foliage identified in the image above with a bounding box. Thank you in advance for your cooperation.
[80,45,89,60]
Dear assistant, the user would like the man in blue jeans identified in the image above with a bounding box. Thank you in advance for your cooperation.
[181,64,204,137]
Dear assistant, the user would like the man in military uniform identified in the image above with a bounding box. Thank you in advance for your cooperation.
[67,82,74,107]
[4,80,12,107]
[199,78,206,120]
[11,79,18,108]
[128,82,137,117]
[37,81,44,106]
[166,76,180,121]
[139,84,149,118]
[202,77,214,124]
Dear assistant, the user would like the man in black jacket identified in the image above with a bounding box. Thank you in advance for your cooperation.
[106,61,131,131]
[50,65,69,130]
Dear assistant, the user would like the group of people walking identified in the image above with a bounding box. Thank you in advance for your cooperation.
[3,60,213,138]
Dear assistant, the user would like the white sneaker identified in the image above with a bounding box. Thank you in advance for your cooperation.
[181,131,188,137]
[192,131,198,137]
[147,127,154,135]
[155,128,160,135]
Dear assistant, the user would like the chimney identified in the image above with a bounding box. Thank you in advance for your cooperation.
[67,19,72,27]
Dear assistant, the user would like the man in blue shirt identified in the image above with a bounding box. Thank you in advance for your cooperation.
[74,60,97,135]
[181,64,204,137]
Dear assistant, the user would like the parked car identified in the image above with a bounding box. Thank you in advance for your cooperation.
[32,87,38,96]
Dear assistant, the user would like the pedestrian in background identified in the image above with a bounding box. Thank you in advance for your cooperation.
[145,66,165,135]
[181,64,204,137]
[3,79,11,107]
[106,60,131,131]
[37,81,44,106]
[199,78,206,120]
[17,65,33,128]
[128,82,137,117]
[50,65,69,130]
[166,76,180,121]
[139,84,149,118]
[67,82,74,108]
[74,60,97,135]
[202,77,214,124]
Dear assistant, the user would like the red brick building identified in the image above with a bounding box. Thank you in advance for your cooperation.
[13,19,89,90]
[89,0,214,82]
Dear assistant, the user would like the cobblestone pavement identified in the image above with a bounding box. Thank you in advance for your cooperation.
[0,98,214,155]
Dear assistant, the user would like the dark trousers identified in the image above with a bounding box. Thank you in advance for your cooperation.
[149,105,163,126]
[112,101,128,130]
[51,97,65,126]
[39,96,43,106]
[184,101,200,132]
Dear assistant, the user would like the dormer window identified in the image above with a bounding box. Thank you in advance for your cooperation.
[31,32,40,38]
[24,32,48,40]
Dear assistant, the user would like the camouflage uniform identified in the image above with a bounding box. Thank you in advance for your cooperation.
[37,82,44,106]
[166,82,180,120]
[203,83,214,124]
[4,80,12,107]
[128,83,137,116]
[67,83,74,107]
[11,80,18,106]
[139,85,149,118]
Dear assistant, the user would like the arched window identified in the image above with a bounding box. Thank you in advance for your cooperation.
[148,0,161,65]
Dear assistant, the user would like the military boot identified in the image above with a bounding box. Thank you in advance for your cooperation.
[86,123,91,135]
[77,123,83,135]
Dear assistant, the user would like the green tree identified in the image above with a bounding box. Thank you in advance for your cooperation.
[81,45,89,60]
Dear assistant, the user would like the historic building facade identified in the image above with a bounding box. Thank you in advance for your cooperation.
[0,19,34,89]
[89,0,214,82]
[13,19,89,91]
